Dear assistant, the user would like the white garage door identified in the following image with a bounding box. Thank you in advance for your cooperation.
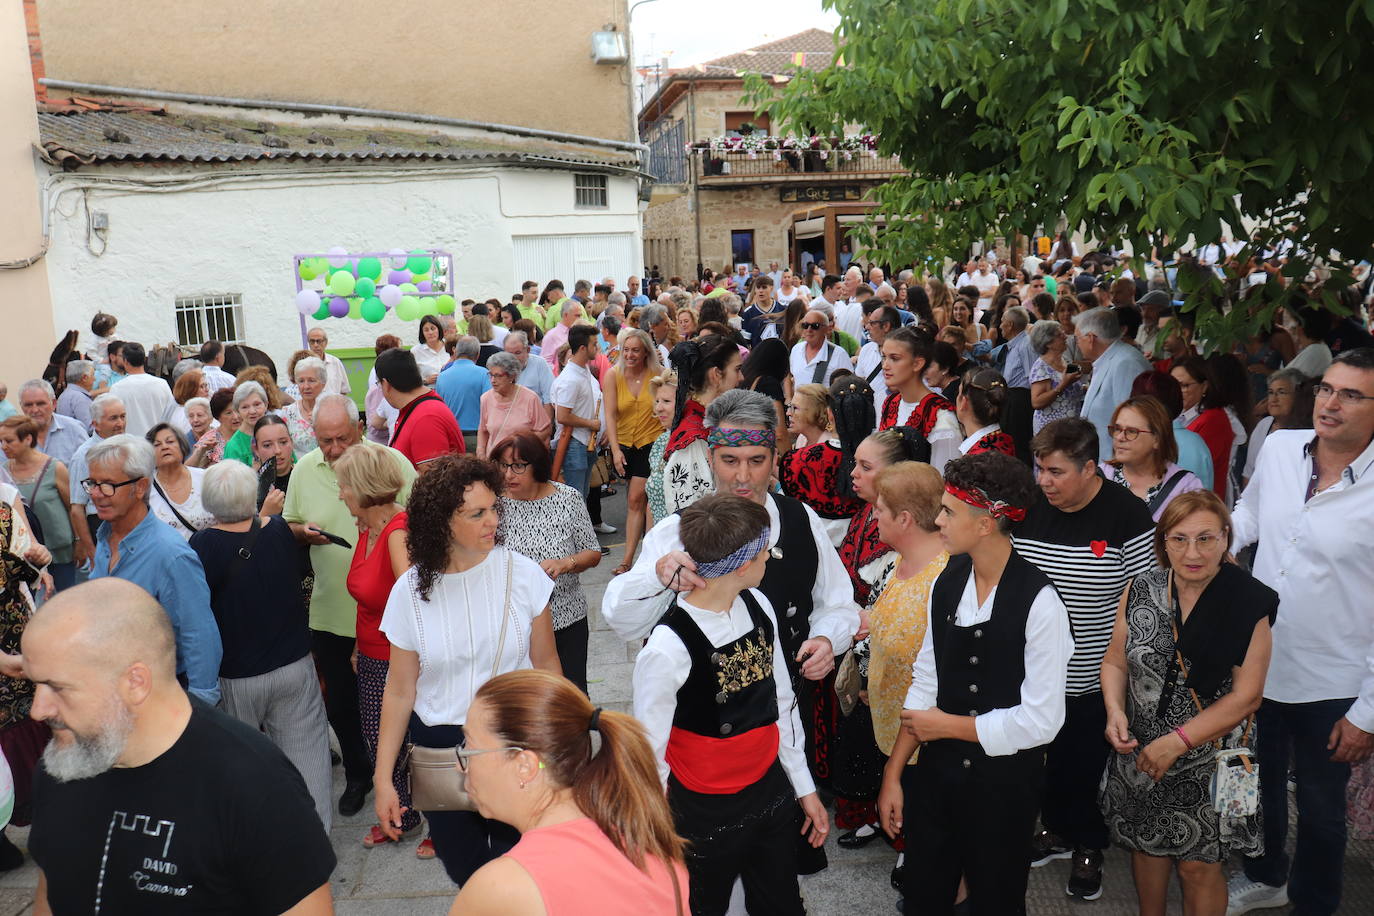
[512,233,638,288]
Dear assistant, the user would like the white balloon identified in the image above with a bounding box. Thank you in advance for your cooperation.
[388,247,408,269]
[295,288,321,315]
[327,245,349,268]
[379,284,403,308]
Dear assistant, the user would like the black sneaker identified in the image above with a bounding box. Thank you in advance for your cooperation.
[1066,848,1104,901]
[1030,828,1071,867]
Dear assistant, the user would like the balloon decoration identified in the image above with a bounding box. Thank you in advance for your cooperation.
[361,297,386,323]
[347,297,363,320]
[379,284,402,307]
[356,257,382,281]
[327,296,350,318]
[396,296,421,321]
[398,282,418,294]
[295,288,321,315]
[326,245,350,268]
[354,277,376,298]
[435,294,456,315]
[388,248,409,269]
[387,269,409,285]
[327,271,356,296]
[312,300,331,320]
[296,248,450,324]
[406,250,432,274]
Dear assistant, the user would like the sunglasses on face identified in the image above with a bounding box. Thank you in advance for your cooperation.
[799,321,825,331]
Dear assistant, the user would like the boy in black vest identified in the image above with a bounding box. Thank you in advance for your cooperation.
[632,494,828,916]
[876,452,1073,915]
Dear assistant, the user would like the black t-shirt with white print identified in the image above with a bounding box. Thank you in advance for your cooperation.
[30,700,335,915]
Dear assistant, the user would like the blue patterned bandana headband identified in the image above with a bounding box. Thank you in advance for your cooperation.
[692,526,771,579]
[707,427,776,450]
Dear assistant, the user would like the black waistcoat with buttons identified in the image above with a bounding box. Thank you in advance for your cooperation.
[929,551,1052,725]
[661,589,779,739]
[757,493,818,670]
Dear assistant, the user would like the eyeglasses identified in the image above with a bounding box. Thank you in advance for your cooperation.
[498,461,531,474]
[1163,531,1227,553]
[455,744,525,772]
[1313,382,1374,406]
[1266,387,1292,398]
[80,477,143,497]
[1107,424,1153,441]
[799,322,825,330]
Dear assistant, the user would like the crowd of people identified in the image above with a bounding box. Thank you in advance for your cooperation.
[0,244,1370,916]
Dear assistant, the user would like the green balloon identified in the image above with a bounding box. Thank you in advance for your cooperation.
[298,260,319,281]
[356,257,382,280]
[397,295,421,321]
[435,294,456,315]
[312,300,330,320]
[354,277,376,298]
[347,297,363,320]
[406,252,432,275]
[398,282,418,294]
[328,271,356,296]
[361,297,386,323]
[410,272,431,284]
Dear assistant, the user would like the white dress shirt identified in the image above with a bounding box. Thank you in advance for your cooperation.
[633,591,815,796]
[904,576,1073,757]
[109,373,179,439]
[202,364,237,394]
[603,493,860,654]
[1231,430,1374,729]
[834,300,865,341]
[789,340,854,388]
[323,353,351,396]
[854,341,888,414]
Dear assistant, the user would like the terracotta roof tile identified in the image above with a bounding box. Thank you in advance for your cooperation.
[693,28,836,75]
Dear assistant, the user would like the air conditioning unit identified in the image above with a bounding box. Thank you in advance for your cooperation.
[591,30,628,64]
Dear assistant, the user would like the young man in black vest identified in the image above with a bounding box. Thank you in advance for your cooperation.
[603,388,860,875]
[877,452,1073,916]
[633,495,827,915]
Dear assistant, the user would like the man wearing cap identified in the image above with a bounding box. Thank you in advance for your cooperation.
[1134,290,1172,360]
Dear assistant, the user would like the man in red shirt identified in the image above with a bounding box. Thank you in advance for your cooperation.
[374,349,464,468]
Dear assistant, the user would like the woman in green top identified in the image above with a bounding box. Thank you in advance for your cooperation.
[223,381,269,466]
[0,416,74,591]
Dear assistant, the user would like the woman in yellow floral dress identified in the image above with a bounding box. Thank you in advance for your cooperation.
[866,460,949,890]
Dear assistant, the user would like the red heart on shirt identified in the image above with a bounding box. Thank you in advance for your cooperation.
[1090,540,1108,558]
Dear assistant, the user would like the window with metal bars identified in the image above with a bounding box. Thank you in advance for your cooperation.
[174,294,244,347]
[574,173,608,209]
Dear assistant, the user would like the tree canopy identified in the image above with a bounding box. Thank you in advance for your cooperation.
[746,0,1374,343]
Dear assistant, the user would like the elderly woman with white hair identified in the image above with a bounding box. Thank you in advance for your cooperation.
[189,459,333,830]
[222,381,269,466]
[280,356,326,457]
[476,351,550,459]
[1028,319,1087,433]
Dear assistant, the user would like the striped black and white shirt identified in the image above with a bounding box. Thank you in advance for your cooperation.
[1013,480,1157,696]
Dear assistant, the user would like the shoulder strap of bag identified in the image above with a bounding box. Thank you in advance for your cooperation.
[865,360,883,383]
[152,476,201,532]
[1168,571,1255,755]
[810,343,832,385]
[1147,468,1190,514]
[227,515,263,581]
[19,457,54,508]
[489,549,514,678]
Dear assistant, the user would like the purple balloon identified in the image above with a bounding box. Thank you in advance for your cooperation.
[387,270,409,285]
[417,281,433,293]
[328,296,349,318]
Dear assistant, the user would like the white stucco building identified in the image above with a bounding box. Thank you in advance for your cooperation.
[35,104,645,375]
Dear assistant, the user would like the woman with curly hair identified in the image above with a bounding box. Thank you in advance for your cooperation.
[372,455,561,886]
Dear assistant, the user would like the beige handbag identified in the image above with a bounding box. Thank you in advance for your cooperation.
[406,551,513,812]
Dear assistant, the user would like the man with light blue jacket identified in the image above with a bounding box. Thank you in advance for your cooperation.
[1075,308,1153,461]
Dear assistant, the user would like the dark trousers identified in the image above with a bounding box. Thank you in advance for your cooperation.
[903,741,1045,916]
[1002,387,1033,465]
[1040,691,1110,850]
[554,617,588,696]
[1243,698,1354,916]
[310,629,371,785]
[408,716,519,886]
[669,761,805,916]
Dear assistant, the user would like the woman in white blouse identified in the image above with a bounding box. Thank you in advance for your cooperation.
[279,356,325,457]
[144,423,213,539]
[412,315,449,386]
[373,455,560,886]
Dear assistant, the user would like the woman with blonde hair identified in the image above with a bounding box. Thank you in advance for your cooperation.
[602,329,663,575]
[450,669,688,915]
[234,365,290,409]
[926,276,953,329]
[643,370,678,525]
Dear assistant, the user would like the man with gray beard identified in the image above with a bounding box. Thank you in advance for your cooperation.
[24,579,335,914]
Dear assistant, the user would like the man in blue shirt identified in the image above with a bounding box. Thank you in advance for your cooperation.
[626,275,651,307]
[435,335,491,453]
[85,434,222,705]
[17,379,89,467]
[1075,307,1153,462]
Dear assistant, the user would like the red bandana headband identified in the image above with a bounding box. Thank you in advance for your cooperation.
[945,483,1027,522]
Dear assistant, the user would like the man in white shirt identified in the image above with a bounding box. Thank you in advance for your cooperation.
[108,343,179,439]
[197,341,239,393]
[767,261,784,289]
[1227,348,1374,916]
[1285,308,1334,378]
[856,303,897,413]
[305,328,351,396]
[549,324,601,498]
[832,267,865,340]
[789,303,854,386]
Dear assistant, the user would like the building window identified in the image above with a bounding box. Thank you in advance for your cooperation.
[174,294,243,348]
[574,173,609,209]
[725,112,770,137]
[731,230,756,269]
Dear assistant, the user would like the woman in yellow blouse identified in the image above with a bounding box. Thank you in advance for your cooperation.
[601,329,664,575]
[866,460,949,888]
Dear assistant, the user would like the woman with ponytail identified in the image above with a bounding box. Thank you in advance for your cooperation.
[450,669,688,915]
[661,335,742,514]
[954,367,1017,457]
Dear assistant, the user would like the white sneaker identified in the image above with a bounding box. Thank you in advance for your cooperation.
[1226,874,1289,915]
[593,522,617,534]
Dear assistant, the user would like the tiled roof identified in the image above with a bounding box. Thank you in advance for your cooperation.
[693,28,836,75]
[36,109,636,171]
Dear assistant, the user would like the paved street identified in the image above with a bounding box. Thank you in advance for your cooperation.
[0,489,1367,913]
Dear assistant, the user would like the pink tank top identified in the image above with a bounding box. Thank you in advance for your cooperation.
[504,817,687,915]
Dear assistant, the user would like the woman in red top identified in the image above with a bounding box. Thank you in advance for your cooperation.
[1172,358,1235,501]
[954,367,1017,458]
[779,384,864,545]
[877,327,961,471]
[335,443,428,854]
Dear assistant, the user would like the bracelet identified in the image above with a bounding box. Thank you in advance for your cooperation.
[1174,726,1193,750]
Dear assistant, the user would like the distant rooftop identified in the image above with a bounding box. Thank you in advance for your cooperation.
[691,28,836,76]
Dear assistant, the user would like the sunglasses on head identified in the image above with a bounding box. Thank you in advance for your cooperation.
[800,321,825,330]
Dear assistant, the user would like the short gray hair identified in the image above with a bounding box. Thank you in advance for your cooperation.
[504,330,529,350]
[486,352,522,378]
[704,389,778,441]
[312,392,357,427]
[19,379,54,400]
[1267,367,1307,391]
[454,335,481,361]
[232,381,268,410]
[807,301,835,322]
[561,299,582,319]
[1004,306,1031,333]
[90,394,124,423]
[200,460,258,523]
[171,358,203,381]
[293,356,327,383]
[608,291,627,307]
[86,434,156,494]
[66,360,94,383]
[641,304,668,328]
[1029,320,1063,356]
[1073,306,1123,342]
